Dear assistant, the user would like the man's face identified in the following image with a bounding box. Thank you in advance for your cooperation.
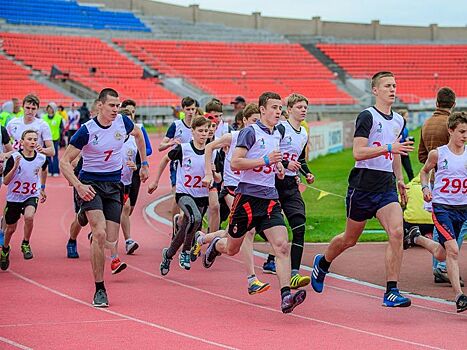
[123,105,136,120]
[210,111,223,121]
[208,121,218,138]
[183,104,197,119]
[244,113,259,127]
[288,101,307,122]
[100,95,120,121]
[260,99,282,126]
[21,132,38,151]
[13,99,20,113]
[47,106,54,115]
[449,123,467,145]
[23,102,38,120]
[373,76,396,105]
[193,124,209,144]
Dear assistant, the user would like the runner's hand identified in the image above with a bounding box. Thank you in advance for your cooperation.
[276,162,285,180]
[77,183,96,202]
[268,150,282,164]
[422,186,432,203]
[306,173,315,184]
[139,166,149,183]
[287,160,300,172]
[40,190,47,203]
[148,181,158,194]
[202,174,213,188]
[397,180,409,205]
[391,137,414,156]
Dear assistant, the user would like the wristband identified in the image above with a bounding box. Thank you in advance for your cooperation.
[421,184,429,191]
[386,143,392,153]
[263,155,270,166]
[141,161,149,167]
[41,184,46,190]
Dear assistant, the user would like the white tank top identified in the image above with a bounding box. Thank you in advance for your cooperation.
[279,121,308,176]
[81,115,128,173]
[239,124,282,188]
[432,145,467,206]
[355,108,404,173]
[7,117,52,150]
[7,151,46,202]
[223,130,241,187]
[174,120,192,144]
[121,135,137,186]
[175,143,208,198]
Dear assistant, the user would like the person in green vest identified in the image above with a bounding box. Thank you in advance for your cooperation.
[42,102,64,176]
[0,101,13,127]
[11,98,24,119]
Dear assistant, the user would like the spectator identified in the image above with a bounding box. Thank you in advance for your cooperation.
[90,99,99,118]
[230,96,246,115]
[398,109,414,181]
[57,105,68,147]
[417,87,466,284]
[0,101,13,127]
[66,102,80,144]
[42,102,64,176]
[11,98,24,119]
[78,102,91,125]
[57,105,68,122]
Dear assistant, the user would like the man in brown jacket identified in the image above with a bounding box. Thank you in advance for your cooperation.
[417,87,466,286]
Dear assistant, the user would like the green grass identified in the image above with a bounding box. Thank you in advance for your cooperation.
[300,127,423,243]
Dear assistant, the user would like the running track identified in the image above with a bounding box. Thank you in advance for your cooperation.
[1,136,466,350]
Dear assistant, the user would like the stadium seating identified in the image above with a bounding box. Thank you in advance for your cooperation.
[317,44,467,103]
[114,39,355,104]
[0,33,180,106]
[0,55,73,106]
[0,0,150,32]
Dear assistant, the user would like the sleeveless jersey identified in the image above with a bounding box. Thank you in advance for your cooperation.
[239,124,282,188]
[121,135,137,186]
[7,151,46,202]
[432,145,467,206]
[223,130,241,187]
[279,120,308,176]
[175,143,208,198]
[81,115,128,174]
[7,117,52,151]
[173,120,192,144]
[354,108,404,173]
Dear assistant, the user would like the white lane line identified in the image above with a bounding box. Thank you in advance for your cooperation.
[9,271,237,350]
[0,318,129,328]
[0,337,32,350]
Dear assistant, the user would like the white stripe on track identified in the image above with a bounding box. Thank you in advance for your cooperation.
[0,336,33,350]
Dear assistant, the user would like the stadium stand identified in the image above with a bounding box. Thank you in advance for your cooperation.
[114,39,355,104]
[0,32,180,106]
[316,43,467,103]
[0,0,150,32]
[0,55,72,105]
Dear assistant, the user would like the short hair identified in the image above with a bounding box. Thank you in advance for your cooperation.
[181,96,196,108]
[448,111,467,130]
[21,129,38,139]
[436,87,456,109]
[98,88,118,103]
[397,109,408,118]
[121,99,136,108]
[205,100,223,113]
[259,92,281,108]
[58,105,64,111]
[191,115,210,129]
[371,71,395,88]
[119,108,132,117]
[287,93,308,108]
[234,110,244,129]
[22,94,40,107]
[243,103,260,120]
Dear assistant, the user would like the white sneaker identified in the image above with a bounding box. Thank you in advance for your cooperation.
[125,239,139,255]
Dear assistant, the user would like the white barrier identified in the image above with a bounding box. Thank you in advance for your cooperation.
[308,121,344,160]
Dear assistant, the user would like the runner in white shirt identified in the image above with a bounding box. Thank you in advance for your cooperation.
[406,112,467,313]
[66,102,81,144]
[1,130,47,270]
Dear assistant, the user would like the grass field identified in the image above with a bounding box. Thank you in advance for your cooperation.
[302,127,423,242]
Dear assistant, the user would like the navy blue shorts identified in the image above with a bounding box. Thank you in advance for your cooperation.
[169,161,177,187]
[346,188,398,222]
[432,204,467,247]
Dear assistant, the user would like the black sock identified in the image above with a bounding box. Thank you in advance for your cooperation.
[68,238,76,244]
[95,281,105,293]
[2,245,9,252]
[386,281,397,293]
[22,240,29,245]
[280,286,291,299]
[319,256,331,272]
[267,254,275,263]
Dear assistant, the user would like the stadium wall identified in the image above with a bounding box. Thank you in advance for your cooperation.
[79,0,467,41]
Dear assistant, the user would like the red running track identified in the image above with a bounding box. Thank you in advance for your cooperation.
[1,136,466,350]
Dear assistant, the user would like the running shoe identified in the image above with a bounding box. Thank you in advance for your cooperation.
[87,232,93,243]
[179,251,191,270]
[403,226,420,250]
[21,242,33,260]
[290,273,311,289]
[382,288,411,307]
[111,257,127,275]
[203,236,221,269]
[262,260,276,274]
[77,208,88,227]
[66,240,79,259]
[311,254,327,293]
[456,294,467,313]
[0,248,10,271]
[433,267,450,283]
[172,213,180,240]
[125,239,139,255]
[248,279,270,295]
[160,248,172,276]
[92,289,109,308]
[190,231,204,262]
[0,230,4,246]
[281,290,307,314]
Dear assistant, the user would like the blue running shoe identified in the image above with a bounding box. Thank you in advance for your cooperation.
[66,240,79,259]
[383,288,411,307]
[0,230,4,246]
[262,261,276,274]
[311,254,328,293]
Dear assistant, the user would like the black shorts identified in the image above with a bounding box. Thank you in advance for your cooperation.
[78,180,123,224]
[219,186,236,199]
[5,197,39,225]
[73,188,80,213]
[228,194,285,239]
[128,170,141,207]
[175,193,209,209]
[123,184,131,204]
[346,187,398,222]
[276,176,306,219]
